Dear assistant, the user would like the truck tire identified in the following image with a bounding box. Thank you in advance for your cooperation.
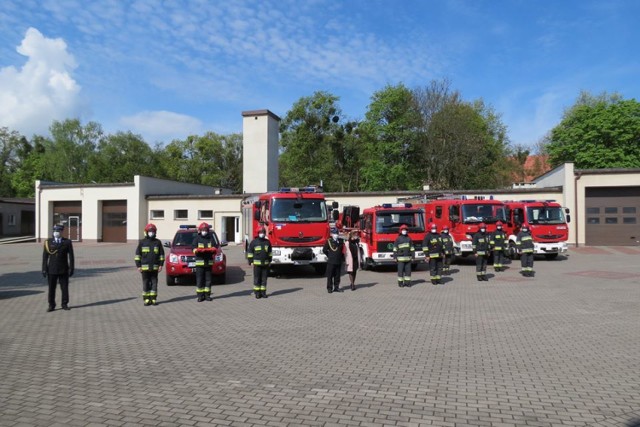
[166,275,176,286]
[545,253,558,260]
[508,242,520,260]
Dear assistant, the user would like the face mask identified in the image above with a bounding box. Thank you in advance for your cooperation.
[53,231,61,239]
[497,227,502,230]
[201,230,208,236]
[443,230,449,234]
[480,228,486,233]
[431,229,437,234]
[331,234,339,240]
[401,230,408,235]
[258,233,265,239]
[147,232,155,238]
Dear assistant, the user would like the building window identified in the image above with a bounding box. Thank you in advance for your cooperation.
[587,217,600,224]
[623,207,636,214]
[604,207,618,214]
[586,207,600,214]
[8,214,16,226]
[623,217,637,224]
[199,210,214,219]
[150,210,165,220]
[174,210,188,220]
[605,217,618,224]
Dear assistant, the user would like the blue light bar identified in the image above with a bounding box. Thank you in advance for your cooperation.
[179,224,197,229]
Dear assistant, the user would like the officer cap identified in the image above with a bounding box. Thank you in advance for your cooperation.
[330,227,339,234]
[53,224,64,232]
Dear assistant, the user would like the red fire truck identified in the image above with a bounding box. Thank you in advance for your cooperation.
[417,196,508,258]
[241,187,337,274]
[503,200,570,260]
[357,203,426,270]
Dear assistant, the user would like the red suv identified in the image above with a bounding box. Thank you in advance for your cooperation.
[164,225,227,285]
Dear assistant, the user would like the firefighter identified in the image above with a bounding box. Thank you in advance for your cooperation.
[472,223,490,281]
[393,224,414,288]
[42,224,75,312]
[322,228,345,293]
[247,227,272,299]
[490,221,508,272]
[516,224,535,277]
[192,222,216,301]
[423,224,444,285]
[440,226,454,275]
[134,223,165,306]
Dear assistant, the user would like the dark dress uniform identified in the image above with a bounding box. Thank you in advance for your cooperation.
[423,230,444,285]
[516,228,535,277]
[42,230,75,311]
[192,231,216,301]
[490,226,508,272]
[472,229,490,281]
[440,230,454,274]
[134,235,165,305]
[393,230,414,288]
[323,235,345,293]
[247,235,273,298]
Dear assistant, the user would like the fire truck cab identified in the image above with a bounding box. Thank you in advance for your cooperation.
[358,203,426,270]
[504,200,570,260]
[241,187,336,274]
[419,196,508,258]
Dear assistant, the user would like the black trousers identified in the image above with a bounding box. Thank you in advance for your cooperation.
[494,250,506,268]
[521,252,534,270]
[397,261,412,284]
[195,267,212,293]
[253,265,269,290]
[48,274,69,308]
[476,255,488,274]
[326,263,341,290]
[429,257,443,279]
[141,271,158,299]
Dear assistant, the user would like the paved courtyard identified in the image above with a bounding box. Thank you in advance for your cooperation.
[1,242,639,427]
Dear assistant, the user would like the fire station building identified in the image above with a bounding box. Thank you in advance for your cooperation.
[35,109,640,247]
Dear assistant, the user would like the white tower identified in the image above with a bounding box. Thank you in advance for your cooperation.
[242,109,280,194]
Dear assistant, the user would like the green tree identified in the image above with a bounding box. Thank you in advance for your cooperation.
[0,127,27,197]
[545,91,640,168]
[87,131,158,183]
[157,132,243,192]
[359,84,423,191]
[279,91,351,191]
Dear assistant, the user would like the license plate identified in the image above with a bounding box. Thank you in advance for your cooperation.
[187,262,196,267]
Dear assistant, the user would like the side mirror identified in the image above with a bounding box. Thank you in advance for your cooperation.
[254,210,260,221]
[163,241,171,248]
[220,241,228,247]
[565,208,571,223]
[332,201,339,209]
[332,210,339,221]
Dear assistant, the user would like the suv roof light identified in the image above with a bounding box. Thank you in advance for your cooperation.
[179,224,197,229]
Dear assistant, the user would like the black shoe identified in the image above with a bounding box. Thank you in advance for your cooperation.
[261,291,268,298]
[404,282,411,288]
[255,292,262,299]
[350,284,356,291]
[333,287,342,292]
[477,276,482,282]
[398,283,404,288]
[47,306,55,312]
[431,280,437,285]
[62,305,70,310]
[197,294,204,302]
[205,295,213,301]
[327,288,333,294]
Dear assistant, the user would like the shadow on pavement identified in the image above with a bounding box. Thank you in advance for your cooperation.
[0,267,132,289]
[161,294,199,304]
[72,297,137,309]
[268,287,303,297]
[0,289,44,300]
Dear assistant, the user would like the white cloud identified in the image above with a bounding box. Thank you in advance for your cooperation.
[119,110,204,143]
[0,27,83,137]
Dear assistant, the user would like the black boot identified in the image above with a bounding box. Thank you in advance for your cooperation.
[350,283,356,291]
[477,275,483,282]
[255,290,262,299]
[261,290,268,298]
[483,274,489,281]
[197,293,204,302]
[205,293,213,301]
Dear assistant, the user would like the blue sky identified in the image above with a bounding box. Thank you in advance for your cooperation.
[1,0,638,149]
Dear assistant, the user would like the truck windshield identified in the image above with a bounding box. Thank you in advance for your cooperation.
[271,199,328,222]
[526,207,565,224]
[375,211,425,233]
[462,204,507,224]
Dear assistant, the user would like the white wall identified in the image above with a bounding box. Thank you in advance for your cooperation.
[242,110,280,194]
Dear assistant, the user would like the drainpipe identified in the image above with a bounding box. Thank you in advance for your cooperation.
[37,184,42,243]
[574,171,582,248]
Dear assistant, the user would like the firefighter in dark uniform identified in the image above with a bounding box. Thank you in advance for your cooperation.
[134,223,165,306]
[440,226,454,275]
[472,223,490,281]
[42,224,75,312]
[517,225,535,277]
[247,227,272,299]
[423,224,444,285]
[393,224,414,288]
[192,222,216,301]
[323,228,345,293]
[490,221,508,272]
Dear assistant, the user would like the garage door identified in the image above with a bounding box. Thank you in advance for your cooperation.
[102,200,127,242]
[585,187,640,246]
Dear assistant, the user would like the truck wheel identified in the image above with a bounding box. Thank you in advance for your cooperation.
[313,264,327,275]
[508,242,520,260]
[166,275,176,286]
[545,253,558,260]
